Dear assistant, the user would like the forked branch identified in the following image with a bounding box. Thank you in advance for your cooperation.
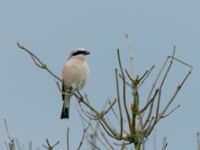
[42,139,60,150]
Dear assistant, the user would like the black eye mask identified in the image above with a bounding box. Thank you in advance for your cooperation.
[72,50,90,56]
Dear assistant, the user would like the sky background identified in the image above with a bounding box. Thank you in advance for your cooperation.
[0,0,199,149]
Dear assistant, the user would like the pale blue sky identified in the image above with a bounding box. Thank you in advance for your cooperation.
[0,0,199,149]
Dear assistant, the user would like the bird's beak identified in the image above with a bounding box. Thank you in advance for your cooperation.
[84,51,90,55]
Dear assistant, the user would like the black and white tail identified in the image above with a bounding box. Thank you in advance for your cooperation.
[61,96,71,119]
[61,81,71,119]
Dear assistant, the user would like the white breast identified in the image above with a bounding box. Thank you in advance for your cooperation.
[62,57,89,90]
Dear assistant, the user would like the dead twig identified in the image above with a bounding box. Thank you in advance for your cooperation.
[4,119,15,150]
[67,128,70,150]
[77,124,90,150]
[17,42,61,82]
[117,49,132,139]
[42,139,60,150]
[197,132,200,150]
[161,137,168,150]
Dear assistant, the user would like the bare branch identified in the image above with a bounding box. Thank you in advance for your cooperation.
[79,111,113,150]
[42,139,60,150]
[162,144,168,150]
[125,69,134,83]
[67,128,70,150]
[4,119,13,143]
[161,137,168,150]
[29,141,32,150]
[87,140,102,150]
[100,130,116,150]
[160,70,191,117]
[77,124,90,150]
[17,42,62,82]
[138,65,155,87]
[160,105,180,119]
[153,129,157,150]
[117,49,132,138]
[16,139,22,150]
[197,132,200,150]
[108,100,118,120]
[138,89,159,114]
[155,49,176,122]
[101,100,117,118]
[115,68,123,138]
[4,119,15,150]
[82,96,120,139]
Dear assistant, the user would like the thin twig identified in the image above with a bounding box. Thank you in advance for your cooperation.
[79,96,120,141]
[153,129,157,150]
[160,105,180,119]
[115,69,123,138]
[155,49,176,122]
[87,141,102,150]
[118,73,132,87]
[161,137,168,150]
[16,139,22,150]
[80,99,116,121]
[4,119,13,142]
[146,50,176,135]
[42,139,60,150]
[138,89,159,114]
[100,131,115,150]
[145,49,192,137]
[83,96,119,139]
[67,128,70,150]
[78,109,112,150]
[117,49,132,138]
[138,65,155,87]
[109,100,118,120]
[4,119,15,150]
[197,132,200,150]
[29,141,32,150]
[77,125,90,150]
[143,98,155,129]
[102,100,117,117]
[17,42,62,82]
[162,144,168,150]
[160,70,191,117]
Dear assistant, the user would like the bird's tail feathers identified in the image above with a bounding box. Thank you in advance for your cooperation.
[61,96,71,119]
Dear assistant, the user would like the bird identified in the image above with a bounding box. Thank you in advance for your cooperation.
[61,48,90,119]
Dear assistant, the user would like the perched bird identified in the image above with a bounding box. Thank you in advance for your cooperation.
[61,48,90,119]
